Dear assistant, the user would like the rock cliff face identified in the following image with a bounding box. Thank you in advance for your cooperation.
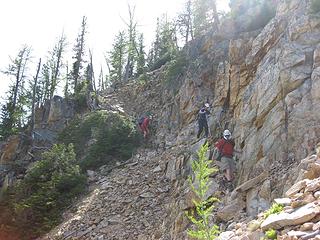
[156,0,320,222]
[37,0,320,239]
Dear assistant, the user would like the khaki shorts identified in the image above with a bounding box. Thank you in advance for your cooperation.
[219,156,236,172]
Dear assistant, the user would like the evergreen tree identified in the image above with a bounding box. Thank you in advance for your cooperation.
[49,32,67,98]
[123,5,138,82]
[64,63,71,98]
[72,16,87,92]
[177,0,194,45]
[108,31,126,85]
[0,45,32,139]
[36,33,66,104]
[148,16,178,70]
[193,0,219,36]
[30,58,42,134]
[136,34,146,76]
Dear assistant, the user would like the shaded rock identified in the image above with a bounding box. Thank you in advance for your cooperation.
[217,199,246,222]
[235,171,269,193]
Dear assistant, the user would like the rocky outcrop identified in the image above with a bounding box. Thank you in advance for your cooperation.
[34,95,74,142]
[216,152,320,240]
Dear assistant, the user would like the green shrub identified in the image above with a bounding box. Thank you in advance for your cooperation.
[311,0,320,13]
[11,144,86,237]
[59,111,141,170]
[263,203,284,219]
[265,229,277,239]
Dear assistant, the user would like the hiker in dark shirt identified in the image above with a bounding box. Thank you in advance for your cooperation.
[197,103,210,139]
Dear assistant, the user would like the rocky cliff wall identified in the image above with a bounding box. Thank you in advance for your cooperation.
[150,0,320,219]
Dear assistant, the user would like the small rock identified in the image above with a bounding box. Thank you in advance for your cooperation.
[247,220,261,232]
[275,198,292,206]
[227,222,237,231]
[153,166,162,173]
[315,191,320,199]
[313,221,320,231]
[235,228,243,236]
[217,231,235,240]
[287,230,309,237]
[235,223,242,230]
[285,179,308,197]
[300,222,314,231]
[87,170,96,181]
[140,192,155,198]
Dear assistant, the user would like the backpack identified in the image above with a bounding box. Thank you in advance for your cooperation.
[212,141,227,161]
[138,117,145,125]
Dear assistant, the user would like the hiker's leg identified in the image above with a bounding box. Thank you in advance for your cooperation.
[141,125,147,138]
[197,122,203,138]
[225,168,232,181]
[204,123,209,138]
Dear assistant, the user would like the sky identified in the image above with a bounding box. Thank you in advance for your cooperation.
[0,0,230,100]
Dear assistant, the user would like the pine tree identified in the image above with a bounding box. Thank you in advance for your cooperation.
[177,0,194,45]
[30,58,42,134]
[123,4,138,82]
[193,0,219,36]
[72,16,87,92]
[148,16,178,70]
[49,32,67,98]
[136,34,146,76]
[0,45,32,139]
[108,31,126,85]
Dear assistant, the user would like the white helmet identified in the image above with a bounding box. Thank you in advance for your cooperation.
[223,129,231,140]
[204,103,210,108]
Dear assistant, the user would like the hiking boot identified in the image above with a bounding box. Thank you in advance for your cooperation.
[226,181,234,191]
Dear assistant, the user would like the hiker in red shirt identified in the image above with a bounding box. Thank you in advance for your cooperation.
[138,116,150,139]
[214,129,236,182]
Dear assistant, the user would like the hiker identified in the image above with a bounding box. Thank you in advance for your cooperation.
[197,103,211,139]
[214,129,237,182]
[138,115,150,139]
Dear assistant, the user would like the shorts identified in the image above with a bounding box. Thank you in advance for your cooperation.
[219,156,236,172]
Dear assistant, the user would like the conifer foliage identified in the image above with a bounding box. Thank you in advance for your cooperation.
[186,143,219,240]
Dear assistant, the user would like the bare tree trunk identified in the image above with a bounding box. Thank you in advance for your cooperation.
[212,0,220,31]
[30,58,42,136]
[89,49,96,92]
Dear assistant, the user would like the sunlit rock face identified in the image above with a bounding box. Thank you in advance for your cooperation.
[166,0,320,196]
[150,0,320,234]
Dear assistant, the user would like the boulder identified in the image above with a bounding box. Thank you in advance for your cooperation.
[261,202,320,230]
[217,199,246,222]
